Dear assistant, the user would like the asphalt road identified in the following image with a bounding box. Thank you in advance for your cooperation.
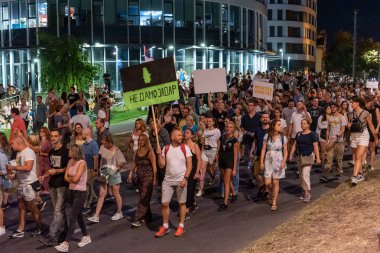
[1,151,356,253]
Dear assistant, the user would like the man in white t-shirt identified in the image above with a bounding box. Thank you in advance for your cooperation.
[288,100,312,139]
[69,105,91,131]
[155,129,192,238]
[6,136,42,238]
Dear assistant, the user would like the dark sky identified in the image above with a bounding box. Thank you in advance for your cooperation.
[318,0,380,41]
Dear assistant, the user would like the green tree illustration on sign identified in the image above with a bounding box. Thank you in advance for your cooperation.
[143,67,152,84]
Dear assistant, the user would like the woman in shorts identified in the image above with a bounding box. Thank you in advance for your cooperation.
[348,96,378,186]
[317,105,331,169]
[88,134,126,223]
[197,116,221,196]
[217,121,239,211]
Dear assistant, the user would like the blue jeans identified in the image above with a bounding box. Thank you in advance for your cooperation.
[49,187,68,240]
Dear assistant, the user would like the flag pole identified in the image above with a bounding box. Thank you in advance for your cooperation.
[151,105,160,148]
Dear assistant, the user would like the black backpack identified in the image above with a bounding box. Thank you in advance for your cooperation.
[350,110,365,133]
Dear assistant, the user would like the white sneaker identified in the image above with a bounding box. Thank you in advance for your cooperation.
[111,211,124,221]
[55,242,69,252]
[195,189,203,197]
[78,235,91,248]
[87,215,100,223]
[0,226,5,237]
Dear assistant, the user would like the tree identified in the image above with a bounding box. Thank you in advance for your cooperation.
[39,33,99,93]
[325,31,353,75]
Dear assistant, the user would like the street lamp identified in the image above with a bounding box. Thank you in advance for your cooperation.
[287,56,291,72]
[279,49,284,70]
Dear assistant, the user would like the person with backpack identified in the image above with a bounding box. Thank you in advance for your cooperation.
[289,119,321,203]
[155,129,192,238]
[348,96,378,186]
[320,102,346,182]
[260,119,288,211]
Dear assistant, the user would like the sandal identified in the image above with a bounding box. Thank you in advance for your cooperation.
[271,205,278,211]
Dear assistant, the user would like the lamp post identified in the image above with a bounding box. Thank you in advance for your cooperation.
[287,56,291,72]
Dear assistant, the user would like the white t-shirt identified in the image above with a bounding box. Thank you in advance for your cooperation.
[202,128,221,148]
[290,111,311,138]
[162,144,192,182]
[15,147,37,185]
[69,114,91,128]
[97,110,109,128]
[20,105,29,120]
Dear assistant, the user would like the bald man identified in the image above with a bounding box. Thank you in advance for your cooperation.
[7,136,42,238]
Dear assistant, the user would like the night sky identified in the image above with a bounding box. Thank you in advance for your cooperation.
[318,0,380,41]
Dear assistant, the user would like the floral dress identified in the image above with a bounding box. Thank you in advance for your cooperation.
[263,134,287,179]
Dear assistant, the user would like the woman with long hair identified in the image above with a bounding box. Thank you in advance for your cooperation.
[217,121,239,212]
[56,145,91,252]
[317,105,331,169]
[290,119,320,203]
[78,91,88,114]
[88,134,126,223]
[182,116,197,133]
[38,127,52,195]
[340,101,350,147]
[71,123,85,147]
[183,129,201,218]
[0,133,11,209]
[128,134,157,227]
[273,107,287,135]
[349,96,378,186]
[128,118,149,154]
[260,119,288,211]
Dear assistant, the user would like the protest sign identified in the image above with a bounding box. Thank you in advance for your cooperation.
[366,81,379,89]
[252,80,274,101]
[120,57,179,109]
[193,68,227,94]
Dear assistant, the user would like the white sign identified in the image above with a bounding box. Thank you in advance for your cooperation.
[193,68,228,94]
[366,81,379,89]
[252,80,274,101]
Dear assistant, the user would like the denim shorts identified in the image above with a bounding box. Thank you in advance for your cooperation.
[101,167,122,186]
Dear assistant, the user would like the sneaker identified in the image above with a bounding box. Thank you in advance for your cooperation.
[31,228,42,237]
[55,241,69,252]
[155,226,170,238]
[320,176,328,183]
[303,195,311,203]
[78,235,91,248]
[39,236,57,246]
[7,230,24,239]
[335,174,341,181]
[174,226,185,237]
[351,176,358,186]
[0,226,5,237]
[230,194,238,203]
[38,201,47,212]
[257,185,266,198]
[356,174,365,182]
[218,203,228,212]
[299,195,305,200]
[184,213,190,221]
[131,220,143,228]
[87,215,100,223]
[82,208,91,215]
[111,212,124,221]
[195,189,203,197]
[135,188,139,193]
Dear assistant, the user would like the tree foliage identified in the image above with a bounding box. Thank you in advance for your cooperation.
[39,33,99,93]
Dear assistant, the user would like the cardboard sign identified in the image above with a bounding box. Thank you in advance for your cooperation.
[252,80,274,101]
[120,57,179,109]
[366,81,379,89]
[193,68,227,94]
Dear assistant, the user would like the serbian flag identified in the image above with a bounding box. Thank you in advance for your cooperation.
[144,46,153,62]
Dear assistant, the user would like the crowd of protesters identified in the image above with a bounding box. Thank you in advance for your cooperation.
[0,70,379,252]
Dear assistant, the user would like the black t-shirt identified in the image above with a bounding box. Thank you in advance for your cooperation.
[219,135,238,157]
[49,146,69,188]
[212,108,228,132]
[68,93,80,110]
[296,132,318,156]
[308,106,323,132]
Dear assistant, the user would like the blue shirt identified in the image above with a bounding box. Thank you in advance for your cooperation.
[254,127,269,156]
[182,125,198,134]
[83,140,99,169]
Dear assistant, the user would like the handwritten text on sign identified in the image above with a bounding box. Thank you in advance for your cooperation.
[252,80,274,101]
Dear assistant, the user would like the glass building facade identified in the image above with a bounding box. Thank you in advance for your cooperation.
[0,0,268,91]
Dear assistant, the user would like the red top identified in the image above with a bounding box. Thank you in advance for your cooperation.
[10,115,26,144]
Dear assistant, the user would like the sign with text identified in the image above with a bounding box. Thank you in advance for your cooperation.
[252,80,274,101]
[120,57,179,109]
[366,81,379,89]
[193,68,227,94]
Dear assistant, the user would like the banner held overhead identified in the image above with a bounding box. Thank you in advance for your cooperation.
[252,80,274,101]
[120,57,179,109]
[193,68,228,94]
